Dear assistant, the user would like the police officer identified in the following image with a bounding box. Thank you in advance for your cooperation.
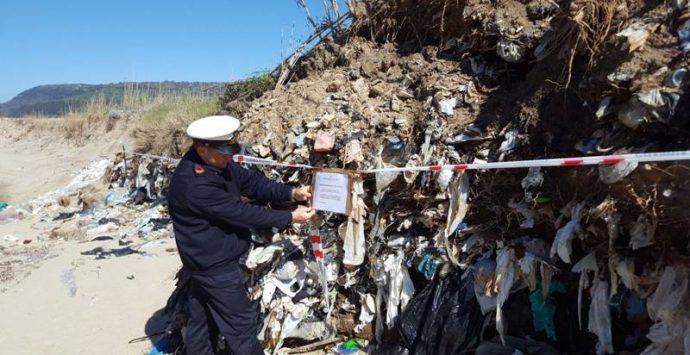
[168,115,315,355]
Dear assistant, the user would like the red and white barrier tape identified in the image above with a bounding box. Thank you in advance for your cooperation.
[233,154,314,169]
[361,150,690,173]
[130,152,181,164]
[132,150,690,174]
[309,230,331,309]
[310,234,325,260]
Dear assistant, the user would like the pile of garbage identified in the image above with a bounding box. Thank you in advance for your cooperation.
[92,0,690,353]
[209,0,690,353]
[0,152,180,294]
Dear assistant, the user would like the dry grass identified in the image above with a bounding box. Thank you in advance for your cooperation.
[62,94,111,144]
[133,94,220,157]
[29,84,222,151]
[351,0,466,45]
[560,0,627,88]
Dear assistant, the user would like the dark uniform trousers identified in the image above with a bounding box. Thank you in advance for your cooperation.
[185,263,263,355]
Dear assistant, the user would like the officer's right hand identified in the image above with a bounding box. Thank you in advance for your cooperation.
[292,205,315,224]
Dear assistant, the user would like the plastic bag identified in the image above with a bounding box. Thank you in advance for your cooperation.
[529,281,566,341]
[341,178,367,266]
[588,279,613,354]
[521,167,544,202]
[507,199,536,229]
[495,248,516,344]
[572,252,598,329]
[647,266,689,322]
[643,266,690,354]
[374,250,415,338]
[375,148,399,193]
[550,202,585,263]
[396,270,485,354]
[629,214,656,250]
[245,245,283,270]
[355,293,376,333]
[473,257,498,314]
[444,172,469,237]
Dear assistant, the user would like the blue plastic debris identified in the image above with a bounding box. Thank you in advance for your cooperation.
[529,281,566,341]
[622,292,647,323]
[678,20,690,54]
[417,254,439,280]
[388,136,404,150]
[455,222,468,232]
[666,68,688,88]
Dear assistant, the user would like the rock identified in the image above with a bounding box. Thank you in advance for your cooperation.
[390,99,401,112]
[352,78,370,96]
[396,90,415,100]
[370,83,387,98]
[385,65,405,82]
[326,82,340,93]
[360,61,380,78]
[253,145,272,157]
[422,46,438,61]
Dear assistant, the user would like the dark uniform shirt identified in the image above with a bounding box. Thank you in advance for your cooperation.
[168,148,293,274]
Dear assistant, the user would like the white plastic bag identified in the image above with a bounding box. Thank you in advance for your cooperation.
[550,202,585,263]
[588,279,613,354]
[572,252,598,329]
[445,172,470,237]
[342,178,367,266]
[495,248,516,344]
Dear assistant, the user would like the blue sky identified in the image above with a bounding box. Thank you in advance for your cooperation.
[0,0,347,102]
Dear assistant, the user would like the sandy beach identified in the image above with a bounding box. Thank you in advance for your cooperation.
[0,118,182,354]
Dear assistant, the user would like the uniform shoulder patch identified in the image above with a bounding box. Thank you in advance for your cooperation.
[193,164,205,175]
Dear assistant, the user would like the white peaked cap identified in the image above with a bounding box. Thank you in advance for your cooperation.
[186,115,241,141]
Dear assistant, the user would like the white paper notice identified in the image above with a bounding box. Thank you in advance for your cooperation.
[312,171,350,214]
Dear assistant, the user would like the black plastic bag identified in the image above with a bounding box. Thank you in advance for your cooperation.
[395,270,485,354]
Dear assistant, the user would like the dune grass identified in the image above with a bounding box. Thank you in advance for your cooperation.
[43,83,222,152]
[134,94,220,157]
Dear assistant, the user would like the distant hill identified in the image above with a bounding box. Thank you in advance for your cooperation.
[0,82,224,117]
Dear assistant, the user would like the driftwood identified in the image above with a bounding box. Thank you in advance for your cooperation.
[282,336,345,354]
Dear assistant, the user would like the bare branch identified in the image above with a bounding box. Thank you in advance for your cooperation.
[331,0,341,18]
[296,0,318,29]
[322,0,333,22]
[275,12,351,88]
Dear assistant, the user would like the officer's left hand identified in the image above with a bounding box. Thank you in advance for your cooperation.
[292,186,312,202]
